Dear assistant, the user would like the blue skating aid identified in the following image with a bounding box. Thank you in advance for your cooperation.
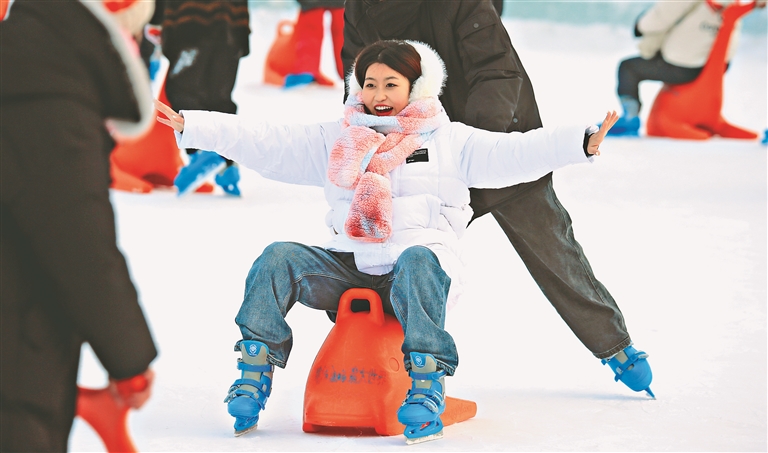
[397,352,447,445]
[602,345,655,398]
[606,116,640,137]
[224,341,273,436]
[174,151,226,196]
[215,165,241,196]
[761,129,767,145]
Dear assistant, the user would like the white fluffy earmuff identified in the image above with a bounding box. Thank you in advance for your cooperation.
[346,40,447,103]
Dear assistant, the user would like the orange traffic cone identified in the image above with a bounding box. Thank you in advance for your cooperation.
[76,386,137,453]
[110,82,184,193]
[646,1,758,140]
[302,288,476,436]
[264,20,297,86]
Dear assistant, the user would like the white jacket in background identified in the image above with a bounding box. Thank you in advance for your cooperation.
[637,0,741,68]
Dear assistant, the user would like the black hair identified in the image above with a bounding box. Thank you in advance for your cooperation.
[354,40,422,92]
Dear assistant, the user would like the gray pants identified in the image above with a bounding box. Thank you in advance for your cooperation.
[471,173,631,359]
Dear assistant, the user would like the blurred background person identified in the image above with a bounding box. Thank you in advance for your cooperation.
[161,0,251,196]
[608,0,766,136]
[1,1,158,451]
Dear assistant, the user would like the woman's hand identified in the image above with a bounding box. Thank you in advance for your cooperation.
[587,110,619,156]
[154,99,185,133]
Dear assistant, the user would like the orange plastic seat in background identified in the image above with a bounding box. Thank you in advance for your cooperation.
[109,83,184,193]
[646,1,758,140]
[303,288,477,436]
[76,386,137,453]
[264,20,297,86]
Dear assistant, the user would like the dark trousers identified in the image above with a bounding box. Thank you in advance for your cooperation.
[165,39,243,163]
[617,53,703,107]
[470,174,631,359]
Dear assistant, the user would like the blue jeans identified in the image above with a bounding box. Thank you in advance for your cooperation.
[234,242,458,375]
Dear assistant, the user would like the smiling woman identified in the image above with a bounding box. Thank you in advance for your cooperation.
[153,38,615,445]
[353,41,423,116]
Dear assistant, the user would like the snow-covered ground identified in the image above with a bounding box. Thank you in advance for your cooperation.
[71,8,767,452]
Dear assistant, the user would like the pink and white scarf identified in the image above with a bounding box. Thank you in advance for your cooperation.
[328,93,449,242]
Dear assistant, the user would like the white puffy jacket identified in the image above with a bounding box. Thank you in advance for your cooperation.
[637,0,741,68]
[177,110,592,307]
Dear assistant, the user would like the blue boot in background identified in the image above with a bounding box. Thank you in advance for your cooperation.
[284,72,315,89]
[606,96,641,137]
[215,164,242,196]
[174,151,226,196]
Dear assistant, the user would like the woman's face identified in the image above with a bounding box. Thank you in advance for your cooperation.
[362,63,411,117]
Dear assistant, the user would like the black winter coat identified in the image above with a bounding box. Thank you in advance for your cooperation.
[1,1,158,450]
[342,0,543,216]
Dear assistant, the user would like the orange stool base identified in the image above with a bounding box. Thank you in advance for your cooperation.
[302,288,476,437]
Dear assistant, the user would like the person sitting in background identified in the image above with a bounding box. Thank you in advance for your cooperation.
[609,0,766,136]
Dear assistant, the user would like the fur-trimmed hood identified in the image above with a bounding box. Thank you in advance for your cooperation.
[346,40,447,104]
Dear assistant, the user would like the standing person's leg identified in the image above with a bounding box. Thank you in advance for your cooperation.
[165,40,239,195]
[473,177,653,396]
[482,175,631,359]
[205,40,245,195]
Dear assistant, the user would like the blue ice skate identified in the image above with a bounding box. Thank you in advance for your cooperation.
[174,150,226,196]
[606,115,640,137]
[602,345,655,398]
[397,352,447,445]
[224,340,274,436]
[284,72,314,89]
[215,164,241,196]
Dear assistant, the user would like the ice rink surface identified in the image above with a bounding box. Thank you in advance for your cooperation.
[71,7,766,452]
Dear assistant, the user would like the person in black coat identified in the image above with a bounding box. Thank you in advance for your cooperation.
[1,1,158,450]
[342,0,648,382]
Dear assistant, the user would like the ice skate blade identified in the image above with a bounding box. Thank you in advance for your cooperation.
[405,430,443,445]
[234,423,257,437]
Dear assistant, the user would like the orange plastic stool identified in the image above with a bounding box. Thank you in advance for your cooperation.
[264,20,297,86]
[646,1,758,140]
[110,83,184,193]
[302,288,477,436]
[76,386,137,452]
